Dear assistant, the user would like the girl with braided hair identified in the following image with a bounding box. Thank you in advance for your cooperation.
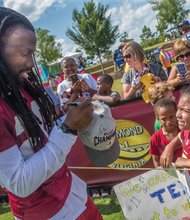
[0,7,102,220]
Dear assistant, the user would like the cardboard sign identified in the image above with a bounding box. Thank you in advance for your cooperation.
[114,169,190,219]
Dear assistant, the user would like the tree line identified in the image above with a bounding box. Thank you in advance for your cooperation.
[35,0,189,71]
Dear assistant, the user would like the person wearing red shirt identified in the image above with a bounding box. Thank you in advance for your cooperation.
[150,98,182,167]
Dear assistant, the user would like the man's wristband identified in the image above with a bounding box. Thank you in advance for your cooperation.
[60,123,78,135]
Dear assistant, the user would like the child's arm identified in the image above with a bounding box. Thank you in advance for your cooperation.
[92,92,120,105]
[152,155,161,168]
[160,135,181,168]
[175,157,190,169]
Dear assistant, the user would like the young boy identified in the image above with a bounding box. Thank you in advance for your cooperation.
[92,74,121,106]
[150,98,182,167]
[147,81,175,132]
[160,87,190,170]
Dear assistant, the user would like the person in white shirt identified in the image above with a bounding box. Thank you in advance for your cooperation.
[57,57,97,112]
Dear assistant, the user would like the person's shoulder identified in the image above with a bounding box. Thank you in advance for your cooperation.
[159,53,163,59]
[148,63,161,69]
[78,73,91,78]
[121,69,135,83]
[123,68,135,76]
[148,63,166,77]
[110,91,120,97]
[57,80,71,91]
[57,79,65,86]
[59,79,70,85]
[182,130,190,136]
[0,97,14,116]
[79,73,96,83]
[44,86,52,92]
[151,128,162,139]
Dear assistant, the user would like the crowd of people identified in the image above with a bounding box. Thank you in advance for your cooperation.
[1,5,190,220]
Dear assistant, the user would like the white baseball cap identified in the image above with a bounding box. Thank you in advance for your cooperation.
[79,100,120,166]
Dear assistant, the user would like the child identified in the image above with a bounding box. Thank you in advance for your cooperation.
[148,81,175,131]
[160,86,190,170]
[150,98,182,168]
[92,74,121,106]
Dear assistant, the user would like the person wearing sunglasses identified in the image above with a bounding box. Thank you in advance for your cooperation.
[178,19,190,42]
[121,41,167,100]
[167,39,190,87]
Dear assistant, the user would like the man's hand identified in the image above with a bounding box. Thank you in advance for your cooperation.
[64,98,93,132]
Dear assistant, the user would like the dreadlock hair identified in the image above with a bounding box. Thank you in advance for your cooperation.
[0,7,56,152]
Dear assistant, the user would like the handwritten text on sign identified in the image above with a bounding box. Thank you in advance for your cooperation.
[114,169,190,220]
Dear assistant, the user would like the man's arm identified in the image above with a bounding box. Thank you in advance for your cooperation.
[0,99,93,198]
[0,126,76,197]
[92,92,120,105]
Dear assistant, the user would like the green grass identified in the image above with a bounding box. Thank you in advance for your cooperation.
[93,194,125,220]
[112,77,123,97]
[0,203,14,220]
[0,195,125,220]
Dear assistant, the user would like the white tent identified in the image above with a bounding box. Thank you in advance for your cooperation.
[50,52,83,66]
[63,51,83,58]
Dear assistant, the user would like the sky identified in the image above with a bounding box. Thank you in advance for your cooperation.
[1,0,190,56]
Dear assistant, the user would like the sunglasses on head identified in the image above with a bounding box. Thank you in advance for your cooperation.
[124,53,132,59]
[176,51,190,61]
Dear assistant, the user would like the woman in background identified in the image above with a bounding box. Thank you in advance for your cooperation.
[167,39,190,87]
[121,41,167,100]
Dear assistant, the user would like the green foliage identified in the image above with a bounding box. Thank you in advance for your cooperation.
[93,195,125,220]
[75,48,82,52]
[149,0,190,34]
[35,28,62,70]
[119,31,130,42]
[66,0,119,71]
[140,25,160,47]
[0,203,14,220]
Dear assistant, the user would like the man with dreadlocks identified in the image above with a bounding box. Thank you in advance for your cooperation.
[0,7,103,220]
